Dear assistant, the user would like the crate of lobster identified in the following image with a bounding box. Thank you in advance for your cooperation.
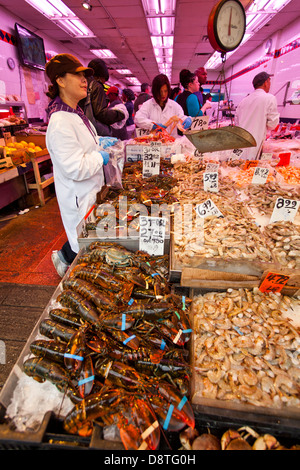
[0,242,194,450]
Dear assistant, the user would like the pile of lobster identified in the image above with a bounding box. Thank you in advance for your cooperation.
[86,160,178,237]
[23,242,194,450]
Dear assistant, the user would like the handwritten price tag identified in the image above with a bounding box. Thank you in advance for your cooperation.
[259,272,290,293]
[270,197,300,223]
[203,171,218,192]
[206,163,219,172]
[230,148,244,160]
[136,128,150,137]
[195,199,223,218]
[190,115,209,131]
[139,216,166,255]
[142,142,161,178]
[251,167,270,184]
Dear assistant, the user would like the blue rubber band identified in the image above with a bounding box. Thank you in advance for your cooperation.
[128,298,134,305]
[163,404,174,430]
[121,313,126,331]
[123,334,136,345]
[177,395,188,411]
[78,375,95,386]
[160,339,166,350]
[182,296,186,310]
[151,273,159,277]
[233,326,244,335]
[182,329,192,334]
[64,353,84,361]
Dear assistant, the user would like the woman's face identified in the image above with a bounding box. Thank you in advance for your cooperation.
[189,76,200,93]
[159,84,169,105]
[57,71,88,106]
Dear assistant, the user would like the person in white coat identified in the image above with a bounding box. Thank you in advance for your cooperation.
[235,72,280,160]
[45,54,110,277]
[134,73,192,137]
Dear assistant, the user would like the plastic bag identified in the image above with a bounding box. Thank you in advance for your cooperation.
[103,141,125,189]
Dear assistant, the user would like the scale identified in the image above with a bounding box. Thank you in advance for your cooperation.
[184,0,256,153]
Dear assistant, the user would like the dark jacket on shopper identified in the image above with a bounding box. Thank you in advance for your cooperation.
[79,78,124,136]
[133,92,151,114]
[108,98,129,141]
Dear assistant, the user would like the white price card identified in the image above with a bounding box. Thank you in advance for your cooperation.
[270,197,300,223]
[135,128,150,137]
[260,153,273,160]
[203,171,218,192]
[251,167,270,184]
[190,115,209,131]
[139,216,166,255]
[230,148,244,160]
[206,162,219,172]
[195,199,223,218]
[142,141,161,178]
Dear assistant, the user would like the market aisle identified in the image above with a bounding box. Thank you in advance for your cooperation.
[0,195,65,390]
[0,195,66,286]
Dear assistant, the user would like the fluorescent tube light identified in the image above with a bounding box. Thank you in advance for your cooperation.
[90,49,117,59]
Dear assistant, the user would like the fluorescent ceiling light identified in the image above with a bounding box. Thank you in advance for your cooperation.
[127,77,141,85]
[116,69,132,74]
[25,0,95,37]
[90,49,117,59]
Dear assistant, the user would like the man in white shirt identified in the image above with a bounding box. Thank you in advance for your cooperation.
[235,72,280,160]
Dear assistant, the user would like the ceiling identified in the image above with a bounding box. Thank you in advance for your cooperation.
[0,0,299,88]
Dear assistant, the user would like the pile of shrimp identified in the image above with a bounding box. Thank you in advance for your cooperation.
[193,288,300,409]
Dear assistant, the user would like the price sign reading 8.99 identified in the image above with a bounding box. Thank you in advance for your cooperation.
[270,197,300,223]
[139,216,166,255]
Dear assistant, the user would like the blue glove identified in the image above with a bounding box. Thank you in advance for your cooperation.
[152,123,166,130]
[182,117,192,129]
[98,137,118,149]
[100,151,110,165]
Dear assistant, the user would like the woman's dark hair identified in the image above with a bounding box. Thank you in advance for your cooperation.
[170,86,181,100]
[179,69,197,89]
[46,72,66,99]
[152,74,171,104]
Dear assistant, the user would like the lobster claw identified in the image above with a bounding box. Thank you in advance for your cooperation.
[100,312,136,331]
[64,329,85,372]
[149,381,195,432]
[77,355,95,398]
[117,396,161,450]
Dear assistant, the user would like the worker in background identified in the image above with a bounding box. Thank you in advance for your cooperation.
[45,54,111,277]
[79,58,126,136]
[134,73,192,137]
[176,69,211,117]
[235,72,280,160]
[194,67,208,106]
[107,86,128,140]
[134,83,151,113]
[122,88,136,138]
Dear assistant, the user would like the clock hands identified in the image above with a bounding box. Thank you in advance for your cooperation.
[228,6,232,36]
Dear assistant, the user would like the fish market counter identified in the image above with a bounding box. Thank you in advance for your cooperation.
[1,243,300,450]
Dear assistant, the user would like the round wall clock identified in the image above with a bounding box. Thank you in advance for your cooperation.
[207,0,246,53]
[7,57,16,70]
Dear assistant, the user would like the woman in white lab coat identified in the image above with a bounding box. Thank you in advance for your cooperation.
[134,74,192,137]
[45,54,110,277]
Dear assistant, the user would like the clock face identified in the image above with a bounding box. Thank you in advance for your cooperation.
[208,0,246,53]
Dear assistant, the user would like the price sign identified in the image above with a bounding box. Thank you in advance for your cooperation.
[142,142,161,178]
[190,115,209,131]
[259,272,290,293]
[203,171,218,192]
[251,167,270,184]
[230,148,244,160]
[206,163,219,172]
[270,197,300,223]
[135,128,150,137]
[139,216,166,255]
[195,199,223,218]
[260,153,273,160]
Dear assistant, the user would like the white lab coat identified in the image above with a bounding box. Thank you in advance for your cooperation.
[235,89,280,160]
[46,111,104,253]
[134,98,187,137]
